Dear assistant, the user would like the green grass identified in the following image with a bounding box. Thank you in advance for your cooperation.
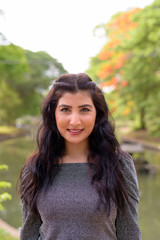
[0,126,22,134]
[0,126,28,139]
[0,229,18,240]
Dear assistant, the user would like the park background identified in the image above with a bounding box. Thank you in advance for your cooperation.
[0,0,160,239]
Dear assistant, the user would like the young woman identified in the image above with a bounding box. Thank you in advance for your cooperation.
[19,73,141,240]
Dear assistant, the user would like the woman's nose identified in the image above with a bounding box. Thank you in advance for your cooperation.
[69,112,81,126]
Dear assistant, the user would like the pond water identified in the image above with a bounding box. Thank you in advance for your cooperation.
[0,136,160,240]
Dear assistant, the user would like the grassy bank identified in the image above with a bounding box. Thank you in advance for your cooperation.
[0,126,29,142]
[116,120,160,148]
[0,126,24,134]
[0,229,18,240]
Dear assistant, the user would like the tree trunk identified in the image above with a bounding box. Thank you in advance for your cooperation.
[140,107,146,130]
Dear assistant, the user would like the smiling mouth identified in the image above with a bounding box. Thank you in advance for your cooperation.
[68,129,82,132]
[67,129,83,135]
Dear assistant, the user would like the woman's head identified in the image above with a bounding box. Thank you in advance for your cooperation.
[42,73,109,135]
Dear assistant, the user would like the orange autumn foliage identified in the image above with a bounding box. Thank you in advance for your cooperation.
[99,77,119,89]
[107,39,121,48]
[108,99,115,104]
[110,107,117,114]
[98,52,126,79]
[97,8,141,82]
[114,53,126,70]
[100,81,112,88]
[97,63,114,79]
[107,8,140,33]
[111,77,119,85]
[98,50,115,61]
[122,108,131,116]
[121,80,128,87]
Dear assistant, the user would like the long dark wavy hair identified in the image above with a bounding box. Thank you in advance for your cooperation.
[19,73,128,216]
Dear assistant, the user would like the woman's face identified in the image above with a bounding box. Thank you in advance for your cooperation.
[55,90,96,146]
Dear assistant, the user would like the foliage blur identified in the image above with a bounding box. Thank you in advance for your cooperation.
[87,0,160,136]
[0,165,12,211]
[0,34,67,125]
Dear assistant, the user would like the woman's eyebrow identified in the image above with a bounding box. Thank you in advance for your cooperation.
[58,104,93,108]
[58,104,72,108]
[78,104,92,108]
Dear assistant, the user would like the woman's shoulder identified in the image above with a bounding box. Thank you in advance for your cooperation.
[118,150,135,172]
[118,149,132,161]
[118,149,136,174]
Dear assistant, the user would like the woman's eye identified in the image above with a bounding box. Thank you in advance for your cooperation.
[81,108,90,112]
[61,108,70,112]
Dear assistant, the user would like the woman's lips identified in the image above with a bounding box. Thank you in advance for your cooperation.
[67,129,84,135]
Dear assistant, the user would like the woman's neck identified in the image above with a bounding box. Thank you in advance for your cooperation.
[60,141,89,164]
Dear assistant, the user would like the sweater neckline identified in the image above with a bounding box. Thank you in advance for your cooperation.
[58,162,88,166]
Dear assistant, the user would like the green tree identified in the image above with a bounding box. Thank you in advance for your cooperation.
[118,0,160,133]
[0,81,22,124]
[0,43,28,124]
[24,50,67,115]
[87,8,140,119]
[88,1,160,135]
[0,38,67,124]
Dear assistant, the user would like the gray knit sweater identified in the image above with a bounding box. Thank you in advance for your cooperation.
[20,152,141,240]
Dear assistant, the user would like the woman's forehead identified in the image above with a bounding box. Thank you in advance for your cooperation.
[57,91,94,105]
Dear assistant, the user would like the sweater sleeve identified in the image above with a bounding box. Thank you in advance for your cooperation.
[115,151,141,240]
[20,165,42,240]
[20,202,42,240]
